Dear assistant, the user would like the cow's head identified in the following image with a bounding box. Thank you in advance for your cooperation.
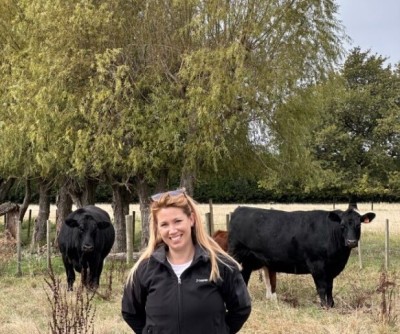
[65,215,111,253]
[328,207,375,248]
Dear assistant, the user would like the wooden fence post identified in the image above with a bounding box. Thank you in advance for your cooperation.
[208,200,214,235]
[385,219,389,270]
[27,209,32,239]
[126,215,133,264]
[205,213,211,235]
[47,220,51,269]
[226,213,231,230]
[131,211,136,250]
[358,240,362,269]
[16,220,22,276]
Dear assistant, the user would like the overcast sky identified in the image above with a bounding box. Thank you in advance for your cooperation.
[336,0,400,65]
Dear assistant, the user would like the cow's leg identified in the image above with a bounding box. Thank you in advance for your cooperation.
[262,267,277,300]
[81,265,89,288]
[325,277,334,307]
[62,254,75,291]
[311,273,334,308]
[240,264,253,285]
[309,260,334,307]
[88,259,102,290]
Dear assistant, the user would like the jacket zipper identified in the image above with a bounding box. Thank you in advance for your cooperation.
[177,276,182,334]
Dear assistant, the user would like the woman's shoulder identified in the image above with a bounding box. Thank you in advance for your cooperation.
[133,256,153,276]
[216,252,240,271]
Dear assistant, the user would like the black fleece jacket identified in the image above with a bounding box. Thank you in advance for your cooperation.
[121,244,251,334]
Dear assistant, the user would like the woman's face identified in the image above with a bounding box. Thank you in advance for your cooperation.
[156,206,194,254]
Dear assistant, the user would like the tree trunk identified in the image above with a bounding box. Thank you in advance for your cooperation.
[83,178,98,205]
[31,179,51,250]
[0,202,19,239]
[0,177,16,202]
[54,182,73,248]
[135,177,151,249]
[67,177,98,208]
[18,179,32,222]
[111,183,132,252]
[153,169,168,194]
[180,168,196,196]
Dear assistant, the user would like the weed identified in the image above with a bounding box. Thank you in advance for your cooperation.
[376,271,398,327]
[44,265,96,334]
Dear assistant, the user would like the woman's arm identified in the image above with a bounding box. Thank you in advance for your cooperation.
[121,270,147,333]
[219,264,252,334]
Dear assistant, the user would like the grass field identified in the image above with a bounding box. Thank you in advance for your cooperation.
[1,202,400,333]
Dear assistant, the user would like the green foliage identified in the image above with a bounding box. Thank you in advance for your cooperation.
[311,48,400,198]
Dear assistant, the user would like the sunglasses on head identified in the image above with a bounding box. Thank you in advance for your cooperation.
[150,188,186,202]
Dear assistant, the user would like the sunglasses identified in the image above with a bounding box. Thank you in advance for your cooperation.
[150,188,186,202]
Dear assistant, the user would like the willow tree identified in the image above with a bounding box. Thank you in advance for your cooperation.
[1,0,347,248]
[0,0,78,246]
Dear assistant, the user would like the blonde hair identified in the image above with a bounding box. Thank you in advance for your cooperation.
[128,191,241,283]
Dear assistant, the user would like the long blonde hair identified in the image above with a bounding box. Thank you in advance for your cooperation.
[128,190,241,283]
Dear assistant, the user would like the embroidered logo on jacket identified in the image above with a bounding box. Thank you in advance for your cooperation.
[195,278,208,283]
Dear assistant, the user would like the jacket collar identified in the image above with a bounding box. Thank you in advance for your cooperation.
[152,243,209,265]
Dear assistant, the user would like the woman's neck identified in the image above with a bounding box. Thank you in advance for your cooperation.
[167,245,195,265]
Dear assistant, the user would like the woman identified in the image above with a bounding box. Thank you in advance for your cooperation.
[121,188,251,334]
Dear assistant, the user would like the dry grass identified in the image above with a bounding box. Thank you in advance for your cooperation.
[2,202,400,333]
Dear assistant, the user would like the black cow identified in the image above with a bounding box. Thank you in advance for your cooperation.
[58,205,115,291]
[228,204,375,307]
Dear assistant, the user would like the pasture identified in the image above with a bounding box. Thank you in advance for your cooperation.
[1,202,400,333]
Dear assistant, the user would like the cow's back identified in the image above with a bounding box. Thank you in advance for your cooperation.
[228,206,336,274]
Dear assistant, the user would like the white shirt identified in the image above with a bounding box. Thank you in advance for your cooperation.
[167,259,192,278]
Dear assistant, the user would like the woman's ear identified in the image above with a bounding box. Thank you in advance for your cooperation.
[190,213,195,227]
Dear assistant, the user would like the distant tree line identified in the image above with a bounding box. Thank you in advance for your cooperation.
[6,172,400,205]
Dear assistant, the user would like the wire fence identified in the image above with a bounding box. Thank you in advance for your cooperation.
[10,201,400,275]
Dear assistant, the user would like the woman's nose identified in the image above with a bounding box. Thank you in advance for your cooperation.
[169,226,178,234]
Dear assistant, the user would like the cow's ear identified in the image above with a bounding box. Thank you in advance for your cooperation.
[65,218,79,228]
[361,212,376,223]
[97,221,111,229]
[328,212,341,223]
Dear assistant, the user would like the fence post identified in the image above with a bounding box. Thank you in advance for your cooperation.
[358,240,362,269]
[226,213,231,230]
[208,200,214,235]
[205,213,211,235]
[126,215,133,264]
[131,211,136,250]
[47,220,51,269]
[385,219,389,270]
[16,220,22,276]
[27,209,32,239]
